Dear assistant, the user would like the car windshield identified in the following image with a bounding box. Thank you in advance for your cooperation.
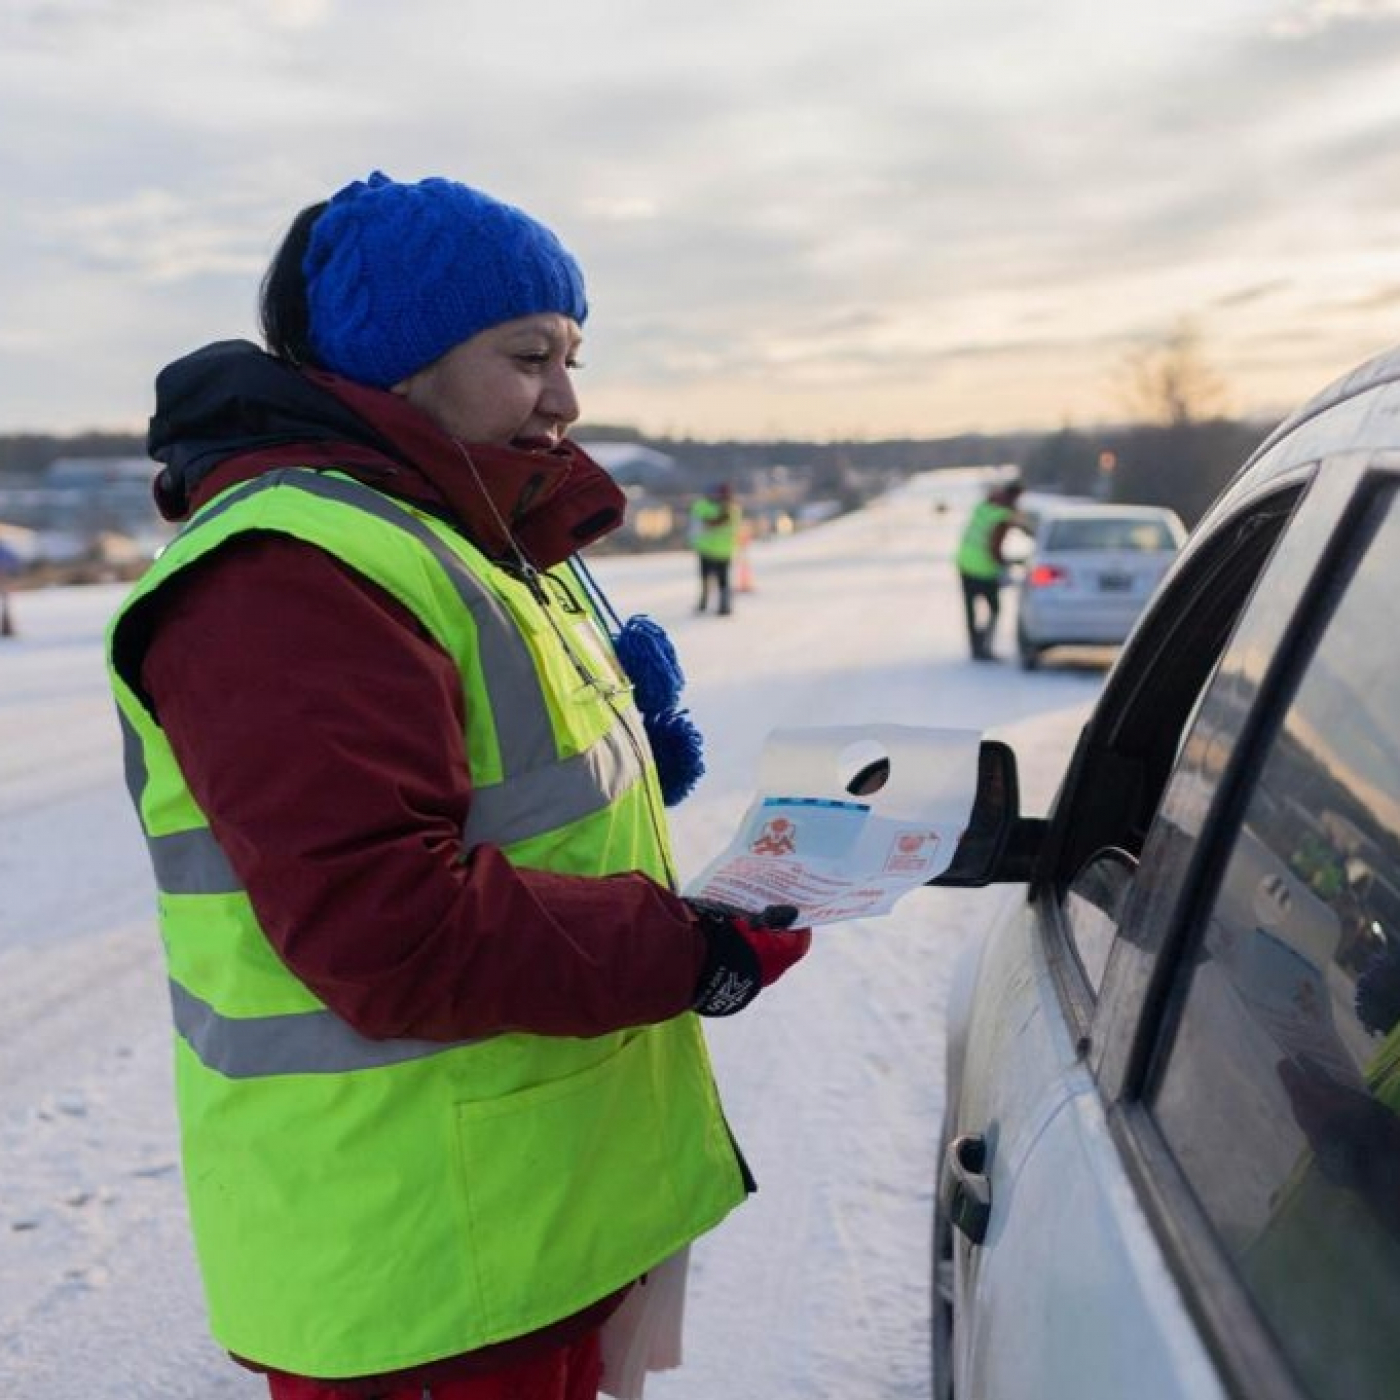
[1045,517,1177,552]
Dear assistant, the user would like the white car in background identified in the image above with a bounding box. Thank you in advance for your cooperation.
[1014,500,1186,670]
[928,345,1400,1400]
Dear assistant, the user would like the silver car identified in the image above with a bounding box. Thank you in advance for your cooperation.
[1015,501,1186,670]
[930,342,1400,1400]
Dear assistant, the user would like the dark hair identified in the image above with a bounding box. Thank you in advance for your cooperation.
[259,200,328,366]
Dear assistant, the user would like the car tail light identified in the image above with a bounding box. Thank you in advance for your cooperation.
[1028,563,1069,588]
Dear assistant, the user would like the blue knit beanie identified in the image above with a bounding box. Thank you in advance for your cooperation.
[304,171,589,387]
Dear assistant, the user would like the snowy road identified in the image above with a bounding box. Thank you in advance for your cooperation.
[0,470,1101,1398]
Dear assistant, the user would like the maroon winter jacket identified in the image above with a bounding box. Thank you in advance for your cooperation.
[132,341,716,1392]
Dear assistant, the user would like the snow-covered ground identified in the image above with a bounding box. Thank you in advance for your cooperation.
[0,469,1103,1399]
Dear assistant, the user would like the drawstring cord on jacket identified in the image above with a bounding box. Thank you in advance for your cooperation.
[452,440,705,806]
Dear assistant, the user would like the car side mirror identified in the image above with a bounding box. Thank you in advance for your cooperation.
[927,739,1047,887]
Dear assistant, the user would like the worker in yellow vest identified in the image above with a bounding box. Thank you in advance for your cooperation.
[106,172,811,1400]
[689,482,741,615]
[954,479,1030,661]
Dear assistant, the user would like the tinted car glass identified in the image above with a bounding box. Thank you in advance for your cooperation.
[1043,517,1178,551]
[1147,489,1400,1400]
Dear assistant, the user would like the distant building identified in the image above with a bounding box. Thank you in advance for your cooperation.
[0,521,37,572]
[44,456,169,555]
[582,442,682,491]
[44,456,155,489]
[580,443,687,548]
[0,456,169,567]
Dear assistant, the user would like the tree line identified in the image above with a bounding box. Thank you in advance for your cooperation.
[0,330,1277,531]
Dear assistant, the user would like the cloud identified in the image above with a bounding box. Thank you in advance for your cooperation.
[5,0,1400,437]
[1211,281,1293,309]
[40,190,264,283]
[1271,0,1400,38]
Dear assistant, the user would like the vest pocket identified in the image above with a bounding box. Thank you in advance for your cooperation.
[452,1026,726,1342]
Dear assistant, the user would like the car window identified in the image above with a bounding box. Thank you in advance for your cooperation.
[1039,484,1303,1017]
[1146,490,1400,1400]
[1044,517,1178,552]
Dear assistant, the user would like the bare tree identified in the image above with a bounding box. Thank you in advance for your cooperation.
[1105,322,1264,525]
[1119,320,1230,427]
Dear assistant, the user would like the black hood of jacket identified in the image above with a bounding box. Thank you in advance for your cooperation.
[147,339,404,518]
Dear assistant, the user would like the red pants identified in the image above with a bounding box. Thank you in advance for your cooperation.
[265,1330,602,1400]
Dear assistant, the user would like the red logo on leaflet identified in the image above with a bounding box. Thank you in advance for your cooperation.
[885,830,939,873]
[751,816,797,856]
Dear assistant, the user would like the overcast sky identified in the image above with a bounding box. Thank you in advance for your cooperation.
[6,0,1400,442]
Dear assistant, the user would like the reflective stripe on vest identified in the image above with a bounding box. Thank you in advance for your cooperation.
[169,979,482,1077]
[124,706,642,896]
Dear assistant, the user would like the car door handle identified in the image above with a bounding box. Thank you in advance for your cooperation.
[942,1133,992,1245]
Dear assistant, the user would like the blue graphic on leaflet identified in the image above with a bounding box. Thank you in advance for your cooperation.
[745,796,870,860]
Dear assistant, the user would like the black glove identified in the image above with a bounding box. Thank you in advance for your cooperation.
[687,898,812,1017]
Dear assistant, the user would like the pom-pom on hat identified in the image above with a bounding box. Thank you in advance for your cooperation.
[304,171,588,388]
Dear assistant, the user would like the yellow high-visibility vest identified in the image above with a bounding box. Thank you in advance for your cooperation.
[107,468,746,1378]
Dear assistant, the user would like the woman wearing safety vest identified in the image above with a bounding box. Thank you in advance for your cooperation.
[106,172,811,1400]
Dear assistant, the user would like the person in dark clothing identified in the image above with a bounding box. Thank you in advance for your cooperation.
[105,172,811,1400]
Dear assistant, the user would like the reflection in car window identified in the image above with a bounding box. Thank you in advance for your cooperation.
[1148,491,1400,1400]
[1063,847,1137,994]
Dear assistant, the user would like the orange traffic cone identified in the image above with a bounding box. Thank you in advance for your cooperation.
[735,526,755,593]
[735,553,754,593]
